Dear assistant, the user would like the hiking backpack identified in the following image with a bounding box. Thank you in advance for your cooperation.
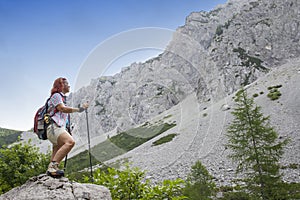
[33,93,65,140]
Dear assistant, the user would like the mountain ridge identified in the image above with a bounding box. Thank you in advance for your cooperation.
[70,0,300,140]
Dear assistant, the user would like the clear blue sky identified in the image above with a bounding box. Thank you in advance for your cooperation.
[0,0,227,131]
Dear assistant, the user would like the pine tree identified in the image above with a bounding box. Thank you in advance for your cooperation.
[226,89,289,199]
[183,161,216,200]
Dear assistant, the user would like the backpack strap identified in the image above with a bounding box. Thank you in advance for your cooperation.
[47,92,65,116]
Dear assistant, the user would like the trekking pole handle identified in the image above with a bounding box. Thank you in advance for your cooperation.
[83,101,89,111]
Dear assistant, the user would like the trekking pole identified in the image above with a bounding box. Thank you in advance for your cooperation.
[64,155,68,171]
[85,107,94,182]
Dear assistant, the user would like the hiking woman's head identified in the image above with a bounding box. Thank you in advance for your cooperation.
[51,77,70,95]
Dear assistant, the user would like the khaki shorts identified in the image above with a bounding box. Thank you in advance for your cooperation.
[47,123,68,146]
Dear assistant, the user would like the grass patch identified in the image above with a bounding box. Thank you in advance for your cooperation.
[64,150,102,174]
[110,122,176,151]
[66,122,176,172]
[152,133,177,146]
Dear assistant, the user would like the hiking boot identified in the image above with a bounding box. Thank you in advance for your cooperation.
[47,161,64,178]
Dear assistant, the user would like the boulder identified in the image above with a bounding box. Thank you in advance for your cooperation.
[0,174,112,200]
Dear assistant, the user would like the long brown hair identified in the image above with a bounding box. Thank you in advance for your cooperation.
[50,77,66,95]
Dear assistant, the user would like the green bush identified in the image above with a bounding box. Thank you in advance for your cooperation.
[183,161,216,200]
[83,164,185,200]
[267,88,282,100]
[0,140,50,194]
[288,163,299,169]
[285,182,300,199]
[143,179,186,200]
[267,85,282,100]
[252,93,259,98]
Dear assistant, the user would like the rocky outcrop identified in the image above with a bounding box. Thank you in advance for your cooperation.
[69,0,300,150]
[0,174,111,200]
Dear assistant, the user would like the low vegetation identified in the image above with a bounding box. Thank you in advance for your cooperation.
[183,161,216,200]
[65,122,176,174]
[152,133,177,146]
[233,47,268,72]
[0,140,50,194]
[82,164,185,200]
[267,84,282,100]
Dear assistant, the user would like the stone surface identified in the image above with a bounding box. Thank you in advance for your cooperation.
[0,174,112,200]
[68,0,300,151]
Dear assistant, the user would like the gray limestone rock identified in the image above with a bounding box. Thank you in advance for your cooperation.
[0,174,111,200]
[69,0,300,147]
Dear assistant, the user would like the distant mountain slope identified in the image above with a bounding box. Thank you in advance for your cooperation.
[104,57,300,185]
[70,0,300,147]
[0,127,22,148]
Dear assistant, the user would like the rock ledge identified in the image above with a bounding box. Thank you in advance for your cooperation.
[0,174,112,200]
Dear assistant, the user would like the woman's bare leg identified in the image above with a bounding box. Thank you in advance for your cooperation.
[52,132,75,163]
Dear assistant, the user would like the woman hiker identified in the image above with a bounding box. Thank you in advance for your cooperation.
[46,77,88,177]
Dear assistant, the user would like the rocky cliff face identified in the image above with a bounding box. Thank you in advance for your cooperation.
[0,174,111,200]
[105,57,300,185]
[69,0,300,154]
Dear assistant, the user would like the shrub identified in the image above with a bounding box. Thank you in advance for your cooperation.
[0,140,50,194]
[267,85,282,100]
[267,88,282,100]
[83,164,185,200]
[183,161,216,200]
[252,93,259,98]
[142,179,186,200]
